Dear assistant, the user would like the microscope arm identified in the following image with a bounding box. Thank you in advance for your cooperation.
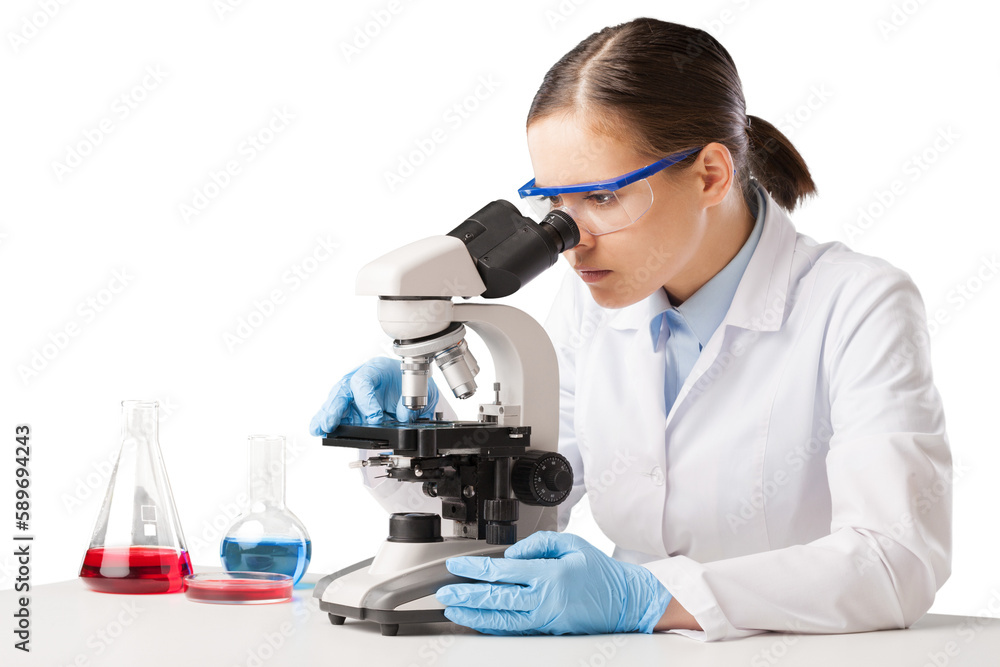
[455,303,560,536]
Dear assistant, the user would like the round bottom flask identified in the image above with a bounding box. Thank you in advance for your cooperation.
[221,435,311,585]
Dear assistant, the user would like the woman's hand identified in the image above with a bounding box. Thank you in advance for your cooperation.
[308,357,440,435]
[436,531,673,635]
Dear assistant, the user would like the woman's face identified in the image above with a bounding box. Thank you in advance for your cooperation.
[526,112,741,309]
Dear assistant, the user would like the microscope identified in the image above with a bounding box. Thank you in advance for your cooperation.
[314,200,579,636]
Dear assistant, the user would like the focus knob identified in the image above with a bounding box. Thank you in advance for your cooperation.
[486,523,518,545]
[483,498,519,522]
[511,450,574,507]
[543,467,573,493]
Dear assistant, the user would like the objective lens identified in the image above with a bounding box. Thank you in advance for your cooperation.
[400,357,432,410]
[435,340,479,400]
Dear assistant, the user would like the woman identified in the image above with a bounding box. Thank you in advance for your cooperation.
[309,18,951,641]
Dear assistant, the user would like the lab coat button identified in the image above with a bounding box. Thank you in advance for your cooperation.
[649,466,664,486]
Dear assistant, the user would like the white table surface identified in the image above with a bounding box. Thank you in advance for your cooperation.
[5,570,999,667]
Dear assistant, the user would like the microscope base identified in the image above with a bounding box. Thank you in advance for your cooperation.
[314,538,505,636]
[319,601,443,636]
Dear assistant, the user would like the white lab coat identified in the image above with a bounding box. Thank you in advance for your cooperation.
[545,185,952,641]
[362,186,952,642]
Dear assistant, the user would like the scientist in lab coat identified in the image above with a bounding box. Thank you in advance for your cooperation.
[309,17,951,641]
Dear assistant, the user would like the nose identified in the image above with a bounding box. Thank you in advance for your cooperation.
[573,221,597,249]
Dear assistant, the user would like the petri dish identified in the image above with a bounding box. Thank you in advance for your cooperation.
[184,572,292,604]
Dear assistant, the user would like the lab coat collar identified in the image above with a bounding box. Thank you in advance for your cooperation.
[724,185,794,332]
[607,184,794,335]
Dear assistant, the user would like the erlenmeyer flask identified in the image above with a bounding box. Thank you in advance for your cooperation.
[221,435,311,584]
[80,400,192,594]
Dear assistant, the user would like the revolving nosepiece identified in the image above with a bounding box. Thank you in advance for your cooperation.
[395,323,481,409]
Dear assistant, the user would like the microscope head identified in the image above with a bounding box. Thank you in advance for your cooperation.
[355,200,579,409]
[355,234,485,409]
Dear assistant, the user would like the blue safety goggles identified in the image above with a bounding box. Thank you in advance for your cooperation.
[517,146,703,235]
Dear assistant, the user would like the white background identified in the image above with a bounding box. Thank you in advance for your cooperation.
[1,0,997,621]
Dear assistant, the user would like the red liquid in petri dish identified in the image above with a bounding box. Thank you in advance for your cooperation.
[185,577,292,604]
[80,546,193,594]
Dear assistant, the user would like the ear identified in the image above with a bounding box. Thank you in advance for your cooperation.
[694,142,736,208]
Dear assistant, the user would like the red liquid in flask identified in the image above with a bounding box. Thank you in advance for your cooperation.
[80,546,193,594]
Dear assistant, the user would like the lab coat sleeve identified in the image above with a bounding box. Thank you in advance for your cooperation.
[542,268,588,532]
[642,265,952,641]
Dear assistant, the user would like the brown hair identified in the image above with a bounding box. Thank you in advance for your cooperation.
[527,17,817,212]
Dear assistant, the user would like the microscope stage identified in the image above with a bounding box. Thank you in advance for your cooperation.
[322,420,531,457]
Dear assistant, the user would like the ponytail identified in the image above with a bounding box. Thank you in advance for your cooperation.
[745,114,817,211]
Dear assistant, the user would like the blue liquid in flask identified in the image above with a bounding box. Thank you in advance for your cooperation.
[221,436,312,586]
[221,537,311,585]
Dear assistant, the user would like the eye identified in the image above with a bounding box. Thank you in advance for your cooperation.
[584,191,616,207]
[543,195,562,208]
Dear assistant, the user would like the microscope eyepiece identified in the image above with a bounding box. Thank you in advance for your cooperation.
[447,200,581,298]
[539,209,580,254]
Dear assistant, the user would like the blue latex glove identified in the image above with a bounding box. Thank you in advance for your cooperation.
[308,357,440,436]
[436,531,672,635]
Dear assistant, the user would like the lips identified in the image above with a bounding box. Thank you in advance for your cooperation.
[576,267,612,283]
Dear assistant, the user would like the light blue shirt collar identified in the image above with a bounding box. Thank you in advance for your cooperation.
[650,181,767,349]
